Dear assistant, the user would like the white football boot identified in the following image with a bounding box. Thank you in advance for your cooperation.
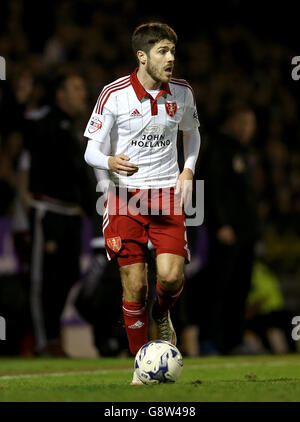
[130,370,144,385]
[154,311,177,345]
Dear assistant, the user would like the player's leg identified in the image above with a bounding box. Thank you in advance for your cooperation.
[103,188,149,356]
[152,253,185,344]
[120,262,149,356]
[154,253,185,318]
[102,188,149,384]
[147,186,189,344]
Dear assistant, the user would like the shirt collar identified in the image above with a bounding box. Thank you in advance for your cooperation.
[130,68,171,101]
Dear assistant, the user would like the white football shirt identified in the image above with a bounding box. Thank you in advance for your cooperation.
[84,68,200,189]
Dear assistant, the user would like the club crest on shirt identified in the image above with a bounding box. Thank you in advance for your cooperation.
[88,116,102,133]
[107,236,122,253]
[165,102,177,117]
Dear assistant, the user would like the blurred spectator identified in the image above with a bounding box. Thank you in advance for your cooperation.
[195,104,260,355]
[245,260,297,354]
[0,133,18,216]
[20,72,97,356]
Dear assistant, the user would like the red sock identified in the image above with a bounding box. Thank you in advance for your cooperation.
[152,277,185,320]
[122,300,148,355]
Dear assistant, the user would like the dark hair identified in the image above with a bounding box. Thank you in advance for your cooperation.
[132,22,177,56]
[46,72,82,105]
[52,72,81,94]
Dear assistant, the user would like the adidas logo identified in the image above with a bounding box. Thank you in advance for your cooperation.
[130,108,142,118]
[128,320,144,329]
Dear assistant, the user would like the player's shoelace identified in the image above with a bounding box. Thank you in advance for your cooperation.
[155,312,177,345]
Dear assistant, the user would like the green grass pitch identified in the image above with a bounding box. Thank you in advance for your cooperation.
[0,354,299,402]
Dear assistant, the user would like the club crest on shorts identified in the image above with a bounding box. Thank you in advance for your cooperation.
[107,236,122,252]
[165,102,177,117]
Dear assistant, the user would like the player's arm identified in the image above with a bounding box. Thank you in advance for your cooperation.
[83,92,138,176]
[182,128,201,174]
[175,85,201,207]
[84,139,138,176]
[175,128,201,207]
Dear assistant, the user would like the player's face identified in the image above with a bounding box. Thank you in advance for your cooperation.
[146,39,175,84]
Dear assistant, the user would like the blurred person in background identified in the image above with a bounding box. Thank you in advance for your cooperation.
[0,76,33,355]
[20,72,96,356]
[245,260,298,354]
[196,104,260,355]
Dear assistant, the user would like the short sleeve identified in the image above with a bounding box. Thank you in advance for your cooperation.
[179,87,200,131]
[84,89,116,143]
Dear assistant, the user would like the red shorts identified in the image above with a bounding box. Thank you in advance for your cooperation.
[102,187,190,266]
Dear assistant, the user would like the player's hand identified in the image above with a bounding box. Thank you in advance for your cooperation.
[108,154,139,176]
[175,168,193,208]
[217,225,236,245]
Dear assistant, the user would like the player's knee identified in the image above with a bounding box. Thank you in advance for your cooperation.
[120,265,147,301]
[123,280,147,302]
[157,269,183,289]
[129,279,147,295]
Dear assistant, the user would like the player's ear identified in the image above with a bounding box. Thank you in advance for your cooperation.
[137,50,147,66]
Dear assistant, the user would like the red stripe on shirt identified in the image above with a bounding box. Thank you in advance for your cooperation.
[99,81,132,115]
[170,79,196,104]
[171,78,192,89]
[96,77,130,114]
[96,76,130,110]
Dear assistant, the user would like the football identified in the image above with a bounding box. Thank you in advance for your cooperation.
[134,340,183,385]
